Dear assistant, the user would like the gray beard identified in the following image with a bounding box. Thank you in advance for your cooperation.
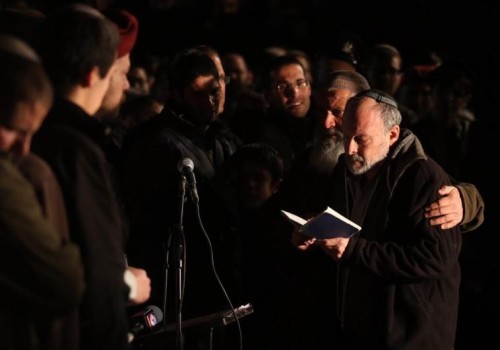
[308,130,344,176]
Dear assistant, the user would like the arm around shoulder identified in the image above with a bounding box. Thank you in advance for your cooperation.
[455,182,485,232]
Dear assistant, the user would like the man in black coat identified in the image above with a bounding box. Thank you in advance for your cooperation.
[32,5,150,350]
[293,90,462,349]
[121,47,242,350]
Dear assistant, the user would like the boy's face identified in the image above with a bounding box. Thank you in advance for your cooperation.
[237,161,281,208]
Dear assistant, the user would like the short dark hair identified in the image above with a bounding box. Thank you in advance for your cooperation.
[39,4,119,95]
[230,143,284,181]
[167,48,219,92]
[262,55,305,90]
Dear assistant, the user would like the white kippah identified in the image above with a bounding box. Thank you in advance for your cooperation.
[327,70,370,93]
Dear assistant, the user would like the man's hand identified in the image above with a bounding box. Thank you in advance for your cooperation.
[317,237,349,261]
[126,266,151,305]
[425,186,464,229]
[291,228,316,251]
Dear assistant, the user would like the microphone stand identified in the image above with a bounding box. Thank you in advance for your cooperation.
[165,174,187,350]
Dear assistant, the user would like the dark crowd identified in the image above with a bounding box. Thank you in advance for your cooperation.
[0,1,498,350]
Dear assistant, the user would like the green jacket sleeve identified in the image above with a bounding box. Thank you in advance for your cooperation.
[454,181,485,233]
[0,157,84,315]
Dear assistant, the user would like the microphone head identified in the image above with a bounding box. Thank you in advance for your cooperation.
[177,157,194,172]
[145,305,163,327]
[130,304,163,328]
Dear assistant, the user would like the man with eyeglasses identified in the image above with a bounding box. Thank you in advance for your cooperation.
[252,55,318,171]
[283,70,483,230]
[292,89,462,349]
[192,45,231,117]
[120,47,242,350]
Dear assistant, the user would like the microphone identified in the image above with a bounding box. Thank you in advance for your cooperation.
[177,157,199,203]
[129,305,163,341]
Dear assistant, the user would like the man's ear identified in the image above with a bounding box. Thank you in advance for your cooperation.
[389,124,400,146]
[83,66,101,88]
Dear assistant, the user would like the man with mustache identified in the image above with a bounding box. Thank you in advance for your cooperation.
[292,89,462,349]
[282,71,483,350]
[283,70,483,231]
[120,47,242,350]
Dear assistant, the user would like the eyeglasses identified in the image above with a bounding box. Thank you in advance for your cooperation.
[220,75,230,84]
[274,79,309,93]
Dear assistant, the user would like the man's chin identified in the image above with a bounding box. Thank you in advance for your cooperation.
[287,106,308,119]
[347,162,366,175]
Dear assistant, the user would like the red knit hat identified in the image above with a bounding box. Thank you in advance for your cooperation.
[105,9,138,58]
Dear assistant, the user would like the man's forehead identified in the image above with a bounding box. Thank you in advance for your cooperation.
[1,104,45,133]
[346,97,377,119]
[272,64,305,79]
[328,88,352,100]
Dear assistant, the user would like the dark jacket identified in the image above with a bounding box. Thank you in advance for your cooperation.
[251,105,318,172]
[330,129,462,349]
[32,98,129,350]
[121,106,242,323]
[0,155,84,350]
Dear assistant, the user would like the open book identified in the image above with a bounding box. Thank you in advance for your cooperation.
[281,207,361,239]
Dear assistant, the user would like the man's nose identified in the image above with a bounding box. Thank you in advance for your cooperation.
[324,110,336,130]
[345,139,358,155]
[209,93,220,107]
[123,75,131,92]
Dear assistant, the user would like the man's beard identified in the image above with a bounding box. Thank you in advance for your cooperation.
[346,142,389,175]
[308,128,344,176]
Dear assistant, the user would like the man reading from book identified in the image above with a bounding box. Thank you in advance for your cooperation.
[282,206,360,240]
[292,89,462,349]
